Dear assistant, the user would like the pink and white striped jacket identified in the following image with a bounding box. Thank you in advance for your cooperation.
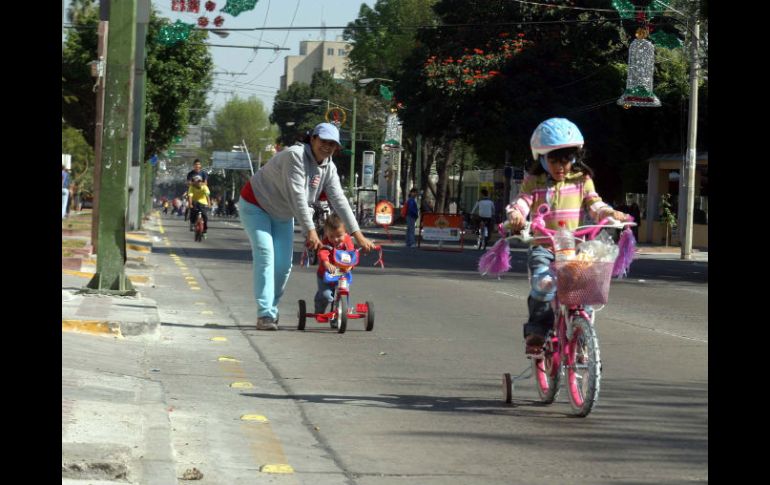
[506,171,613,233]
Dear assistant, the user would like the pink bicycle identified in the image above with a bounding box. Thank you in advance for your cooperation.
[502,203,635,417]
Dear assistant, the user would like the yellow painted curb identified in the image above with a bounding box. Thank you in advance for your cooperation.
[260,464,294,474]
[230,382,254,389]
[62,269,94,278]
[218,356,240,362]
[128,244,151,253]
[211,337,227,342]
[62,319,122,337]
[241,414,268,422]
[128,275,150,284]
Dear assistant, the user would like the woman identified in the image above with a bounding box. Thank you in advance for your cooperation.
[238,123,376,330]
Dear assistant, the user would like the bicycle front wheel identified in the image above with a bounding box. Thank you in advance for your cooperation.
[566,317,601,417]
[532,330,561,404]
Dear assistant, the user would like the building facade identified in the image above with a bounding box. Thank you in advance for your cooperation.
[280,39,351,90]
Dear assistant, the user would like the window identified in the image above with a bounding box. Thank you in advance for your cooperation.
[338,49,346,57]
[327,48,334,56]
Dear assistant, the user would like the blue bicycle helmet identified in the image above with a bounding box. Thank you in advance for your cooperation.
[530,118,584,172]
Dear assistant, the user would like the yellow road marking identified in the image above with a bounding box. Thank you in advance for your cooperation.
[218,357,240,362]
[241,415,269,422]
[201,310,214,315]
[230,382,254,389]
[189,287,201,291]
[211,337,227,341]
[260,464,294,474]
[62,269,93,278]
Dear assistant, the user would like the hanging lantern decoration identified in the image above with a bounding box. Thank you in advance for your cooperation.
[221,0,259,17]
[617,28,661,108]
[197,16,209,27]
[205,1,217,11]
[171,0,186,11]
[157,20,194,46]
[213,15,225,27]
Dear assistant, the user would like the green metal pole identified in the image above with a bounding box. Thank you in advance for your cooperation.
[349,96,357,195]
[133,0,149,228]
[87,0,137,294]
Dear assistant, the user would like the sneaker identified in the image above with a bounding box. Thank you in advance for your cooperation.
[256,317,277,330]
[525,333,545,354]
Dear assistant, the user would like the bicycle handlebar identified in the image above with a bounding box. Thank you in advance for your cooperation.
[507,203,636,245]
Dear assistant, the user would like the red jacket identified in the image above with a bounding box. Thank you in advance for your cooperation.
[317,234,354,277]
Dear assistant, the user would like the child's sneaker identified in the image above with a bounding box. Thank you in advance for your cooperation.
[256,317,277,330]
[525,333,545,354]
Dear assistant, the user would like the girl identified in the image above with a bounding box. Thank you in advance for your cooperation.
[506,118,629,353]
[238,123,376,330]
[314,214,354,328]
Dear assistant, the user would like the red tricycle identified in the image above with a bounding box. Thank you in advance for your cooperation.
[297,245,383,334]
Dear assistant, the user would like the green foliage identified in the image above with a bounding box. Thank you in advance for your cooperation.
[343,0,439,80]
[208,95,276,155]
[61,1,213,162]
[62,124,95,195]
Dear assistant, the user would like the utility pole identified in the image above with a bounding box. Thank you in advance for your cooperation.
[129,0,149,230]
[680,1,700,260]
[90,13,109,253]
[87,0,138,294]
[350,96,357,195]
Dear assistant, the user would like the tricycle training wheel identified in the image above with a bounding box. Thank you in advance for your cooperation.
[297,300,306,330]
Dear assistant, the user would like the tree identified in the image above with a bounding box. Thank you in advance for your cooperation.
[271,71,388,184]
[61,1,213,161]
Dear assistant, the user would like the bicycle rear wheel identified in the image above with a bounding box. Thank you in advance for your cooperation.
[566,317,601,417]
[532,330,561,404]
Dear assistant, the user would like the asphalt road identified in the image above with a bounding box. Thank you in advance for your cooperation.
[141,213,707,484]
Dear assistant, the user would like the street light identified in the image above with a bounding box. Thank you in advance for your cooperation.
[309,98,357,194]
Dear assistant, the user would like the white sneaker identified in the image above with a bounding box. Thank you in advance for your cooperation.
[256,317,277,330]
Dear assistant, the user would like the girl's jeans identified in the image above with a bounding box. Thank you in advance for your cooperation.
[524,245,556,338]
[524,245,594,338]
[238,199,295,320]
[314,277,336,314]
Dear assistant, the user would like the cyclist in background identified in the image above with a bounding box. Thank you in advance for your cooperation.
[470,188,495,250]
[187,175,211,237]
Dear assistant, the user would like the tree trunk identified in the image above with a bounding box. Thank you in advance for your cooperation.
[434,139,455,213]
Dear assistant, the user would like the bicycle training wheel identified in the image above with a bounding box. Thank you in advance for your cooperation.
[337,298,348,334]
[566,318,601,417]
[532,330,561,404]
[365,301,374,331]
[297,300,306,331]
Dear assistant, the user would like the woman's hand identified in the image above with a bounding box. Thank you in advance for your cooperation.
[609,210,631,222]
[507,210,525,232]
[352,231,376,253]
[306,229,322,251]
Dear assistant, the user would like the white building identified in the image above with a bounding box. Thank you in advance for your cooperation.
[280,38,351,90]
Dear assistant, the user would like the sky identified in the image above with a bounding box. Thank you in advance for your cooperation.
[151,0,376,115]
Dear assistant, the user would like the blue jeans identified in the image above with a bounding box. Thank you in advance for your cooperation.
[524,245,556,337]
[62,188,69,219]
[406,215,417,246]
[314,276,335,314]
[239,199,295,320]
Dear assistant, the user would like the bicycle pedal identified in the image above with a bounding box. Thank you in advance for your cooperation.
[526,351,545,360]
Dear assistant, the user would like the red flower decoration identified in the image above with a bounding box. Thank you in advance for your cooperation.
[473,48,484,55]
[213,15,224,27]
[197,16,209,27]
[205,1,216,11]
[518,33,525,38]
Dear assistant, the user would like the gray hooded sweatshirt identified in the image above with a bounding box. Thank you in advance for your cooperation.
[247,143,360,235]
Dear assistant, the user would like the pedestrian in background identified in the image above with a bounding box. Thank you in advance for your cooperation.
[62,165,70,220]
[238,122,376,330]
[470,188,495,250]
[405,188,419,247]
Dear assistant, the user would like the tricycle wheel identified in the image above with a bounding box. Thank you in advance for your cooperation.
[365,301,374,331]
[337,298,347,334]
[297,300,306,331]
